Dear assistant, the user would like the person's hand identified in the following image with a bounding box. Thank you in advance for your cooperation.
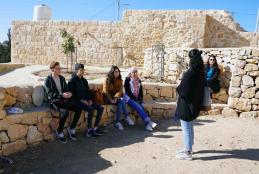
[111,99,117,104]
[88,100,93,106]
[63,92,72,99]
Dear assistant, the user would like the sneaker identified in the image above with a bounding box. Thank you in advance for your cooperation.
[67,128,77,141]
[149,121,157,129]
[94,128,105,136]
[125,116,135,126]
[55,130,67,144]
[145,123,153,131]
[114,122,124,131]
[86,129,99,138]
[176,148,193,155]
[176,151,193,160]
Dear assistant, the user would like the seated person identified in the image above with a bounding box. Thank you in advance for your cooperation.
[103,65,134,131]
[205,55,220,93]
[68,64,105,137]
[124,67,157,131]
[44,61,82,143]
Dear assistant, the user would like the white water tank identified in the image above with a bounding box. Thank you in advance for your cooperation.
[33,4,51,21]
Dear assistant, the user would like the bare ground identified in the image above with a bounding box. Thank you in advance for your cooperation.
[1,116,259,174]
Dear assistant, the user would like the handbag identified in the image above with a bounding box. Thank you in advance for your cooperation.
[90,89,106,105]
[201,86,211,111]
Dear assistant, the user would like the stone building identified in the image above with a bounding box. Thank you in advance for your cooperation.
[11,10,259,66]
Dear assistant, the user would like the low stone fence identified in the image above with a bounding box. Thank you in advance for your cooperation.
[0,82,176,155]
[0,64,25,74]
[144,47,259,106]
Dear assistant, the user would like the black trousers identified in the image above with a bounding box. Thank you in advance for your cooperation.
[54,99,82,133]
[78,102,104,129]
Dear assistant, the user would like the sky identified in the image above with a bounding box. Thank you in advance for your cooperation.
[0,0,259,42]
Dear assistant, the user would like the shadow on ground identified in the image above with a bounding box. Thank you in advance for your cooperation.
[0,117,218,174]
[1,118,176,174]
[193,149,259,161]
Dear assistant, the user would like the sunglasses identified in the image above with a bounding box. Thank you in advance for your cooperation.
[209,59,215,61]
[132,71,138,73]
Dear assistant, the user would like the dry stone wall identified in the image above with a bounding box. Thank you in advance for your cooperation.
[12,10,258,67]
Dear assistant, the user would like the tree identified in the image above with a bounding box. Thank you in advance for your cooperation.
[60,29,76,72]
[0,29,11,63]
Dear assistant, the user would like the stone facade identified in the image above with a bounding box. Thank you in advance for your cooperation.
[11,10,259,67]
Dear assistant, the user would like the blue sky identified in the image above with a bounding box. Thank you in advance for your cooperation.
[0,0,259,42]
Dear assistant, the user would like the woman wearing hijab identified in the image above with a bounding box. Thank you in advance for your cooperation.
[124,67,157,131]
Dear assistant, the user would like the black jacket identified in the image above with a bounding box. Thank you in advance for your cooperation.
[68,74,92,102]
[124,77,143,102]
[44,74,68,102]
[176,68,205,121]
[205,65,220,93]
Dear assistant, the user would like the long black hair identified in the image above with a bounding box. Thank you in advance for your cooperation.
[188,49,205,85]
[206,54,219,68]
[107,65,122,84]
[188,49,204,71]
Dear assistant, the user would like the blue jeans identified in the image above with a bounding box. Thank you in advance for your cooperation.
[180,119,194,151]
[115,98,129,123]
[127,99,150,123]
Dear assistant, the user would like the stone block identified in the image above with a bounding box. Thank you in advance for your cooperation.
[231,76,242,87]
[7,124,28,141]
[222,108,238,117]
[242,75,254,87]
[228,98,251,112]
[0,110,6,120]
[228,87,241,98]
[27,126,43,144]
[2,140,27,155]
[241,87,256,99]
[21,112,38,125]
[239,111,258,118]
[160,87,173,98]
[0,131,9,143]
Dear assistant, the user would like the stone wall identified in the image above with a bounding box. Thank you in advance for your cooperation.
[11,21,123,66]
[144,47,259,106]
[12,10,258,67]
[223,49,259,118]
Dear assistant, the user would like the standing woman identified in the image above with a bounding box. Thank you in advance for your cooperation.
[124,67,157,131]
[205,55,220,93]
[175,49,205,160]
[103,65,135,130]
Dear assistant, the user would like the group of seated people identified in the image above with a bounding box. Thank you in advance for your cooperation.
[44,61,157,143]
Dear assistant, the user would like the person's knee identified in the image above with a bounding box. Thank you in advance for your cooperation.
[60,109,69,118]
[99,105,104,112]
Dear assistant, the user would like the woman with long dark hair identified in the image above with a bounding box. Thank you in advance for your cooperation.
[103,65,134,130]
[175,49,205,160]
[205,54,220,93]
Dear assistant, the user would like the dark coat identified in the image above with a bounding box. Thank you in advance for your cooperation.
[44,74,69,102]
[124,77,143,102]
[68,74,92,102]
[176,68,205,121]
[205,65,220,93]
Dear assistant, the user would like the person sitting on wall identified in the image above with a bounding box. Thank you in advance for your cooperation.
[44,61,82,143]
[124,67,157,131]
[68,63,105,138]
[205,54,221,93]
[103,65,134,130]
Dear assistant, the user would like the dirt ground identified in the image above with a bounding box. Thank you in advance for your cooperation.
[1,116,259,174]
